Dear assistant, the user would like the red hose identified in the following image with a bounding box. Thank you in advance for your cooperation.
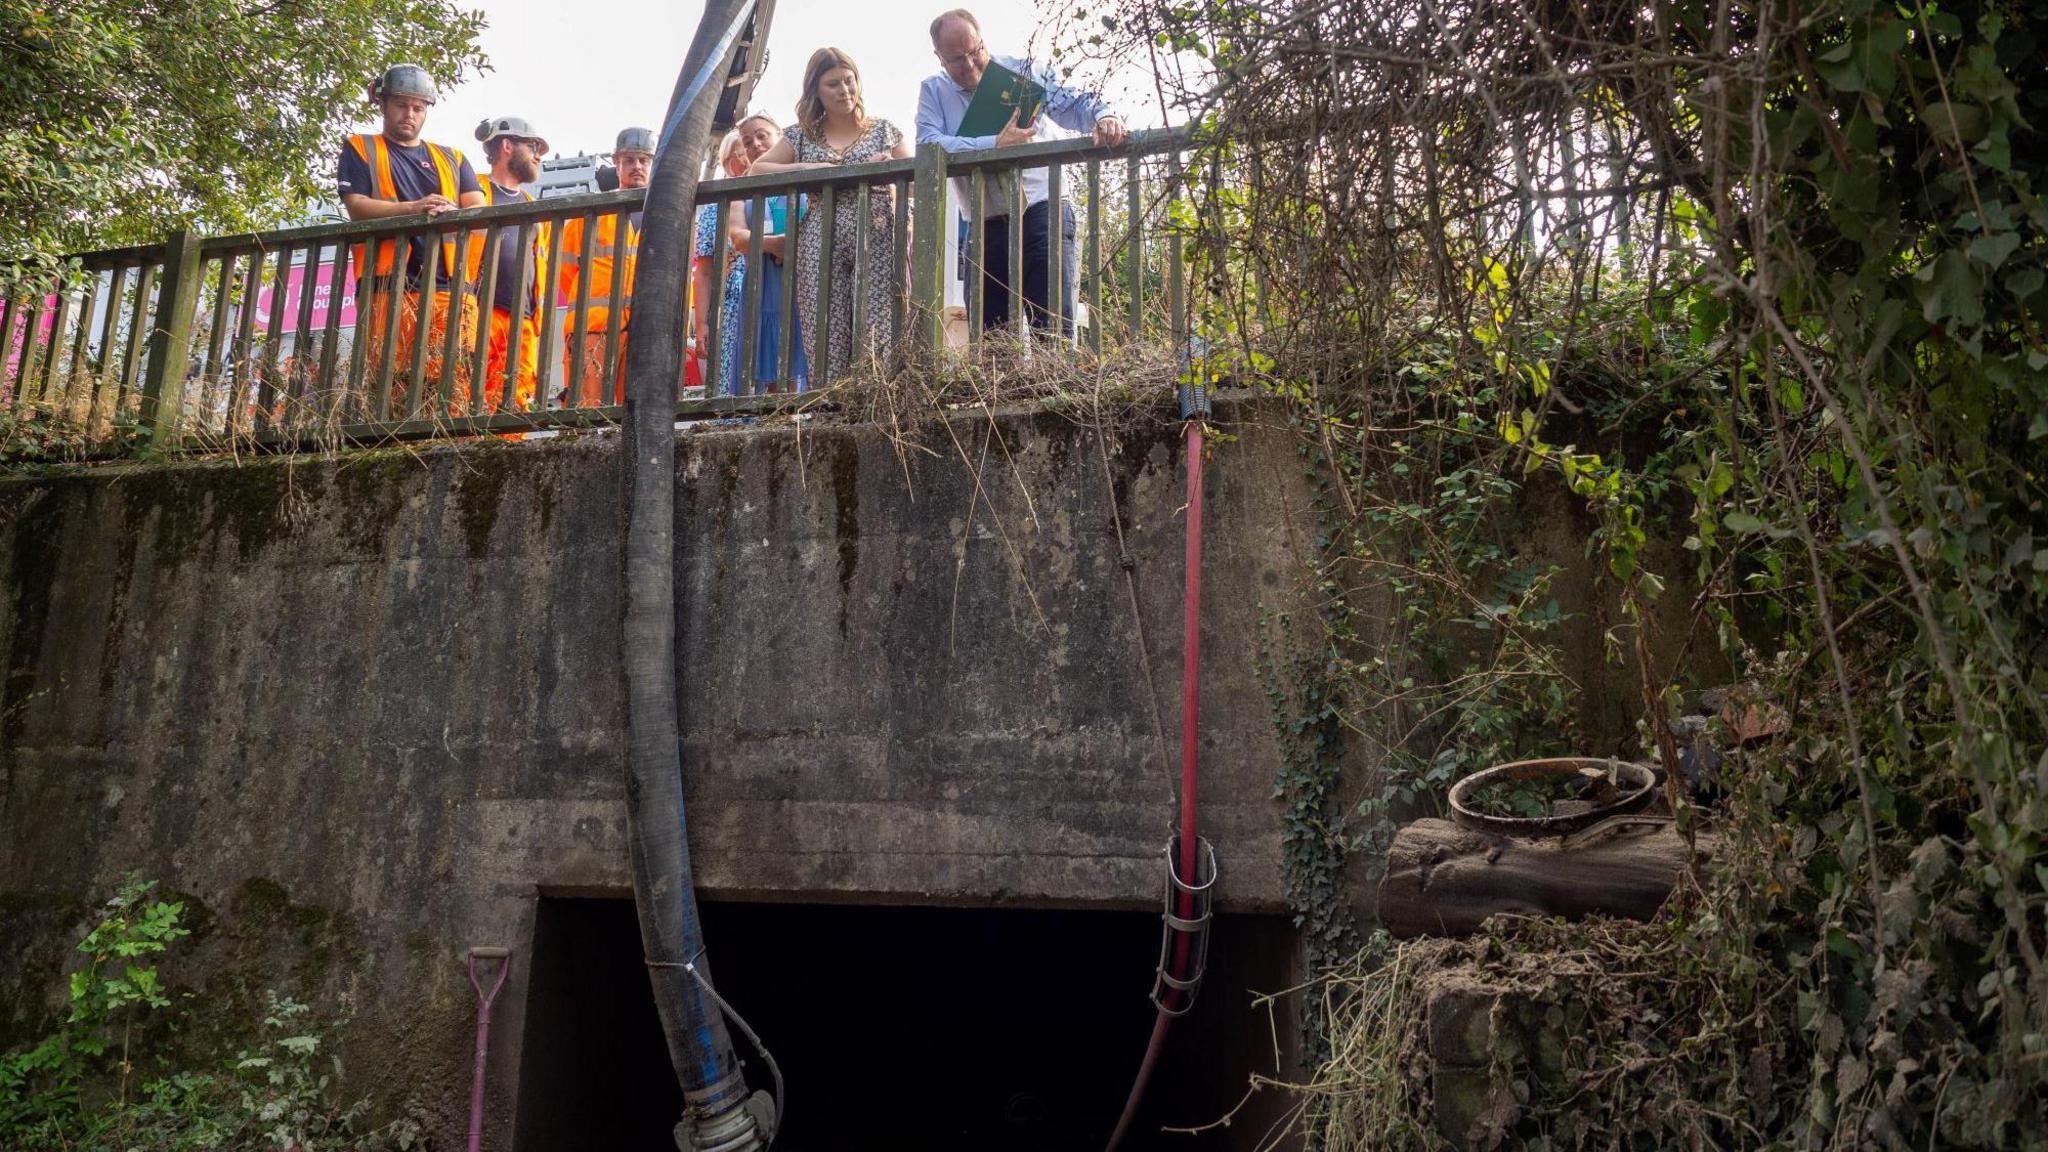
[1103,420,1205,1152]
[1178,420,1203,914]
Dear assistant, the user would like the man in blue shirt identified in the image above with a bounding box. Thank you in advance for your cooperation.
[337,65,485,286]
[917,8,1127,340]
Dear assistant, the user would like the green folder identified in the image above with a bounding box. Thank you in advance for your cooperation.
[958,61,1047,137]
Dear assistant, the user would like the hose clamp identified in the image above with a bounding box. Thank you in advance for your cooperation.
[1149,835,1218,1016]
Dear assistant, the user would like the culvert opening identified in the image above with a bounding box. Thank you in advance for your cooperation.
[512,896,1299,1152]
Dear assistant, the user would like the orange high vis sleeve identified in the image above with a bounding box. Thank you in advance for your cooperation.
[555,212,638,333]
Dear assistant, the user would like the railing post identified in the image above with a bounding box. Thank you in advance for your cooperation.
[140,229,203,447]
[909,142,950,357]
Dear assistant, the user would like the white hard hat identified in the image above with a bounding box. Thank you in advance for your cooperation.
[475,116,550,157]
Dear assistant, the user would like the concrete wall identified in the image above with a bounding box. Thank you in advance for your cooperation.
[0,398,1320,1146]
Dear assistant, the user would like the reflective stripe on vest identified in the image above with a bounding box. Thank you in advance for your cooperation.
[348,133,460,284]
[585,217,638,312]
[556,215,638,321]
[478,180,532,207]
[478,180,546,313]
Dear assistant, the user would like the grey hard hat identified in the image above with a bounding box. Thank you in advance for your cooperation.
[475,116,550,157]
[614,127,657,156]
[372,63,438,105]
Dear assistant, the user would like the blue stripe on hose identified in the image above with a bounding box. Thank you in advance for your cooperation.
[639,0,763,1104]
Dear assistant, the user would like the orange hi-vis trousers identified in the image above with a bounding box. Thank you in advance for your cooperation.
[359,284,481,417]
[563,329,629,408]
[485,308,540,412]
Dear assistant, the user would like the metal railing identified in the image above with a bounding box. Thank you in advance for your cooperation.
[0,127,1193,450]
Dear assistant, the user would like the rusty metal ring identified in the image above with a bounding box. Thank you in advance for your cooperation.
[1448,757,1657,837]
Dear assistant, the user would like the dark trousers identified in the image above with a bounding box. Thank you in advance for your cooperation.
[976,199,1078,338]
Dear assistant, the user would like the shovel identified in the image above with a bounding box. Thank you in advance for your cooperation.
[465,946,511,1152]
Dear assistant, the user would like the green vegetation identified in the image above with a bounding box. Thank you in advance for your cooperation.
[0,407,117,466]
[0,876,418,1151]
[1067,0,2048,1144]
[1,0,488,267]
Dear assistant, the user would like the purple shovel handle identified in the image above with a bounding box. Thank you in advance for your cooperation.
[466,947,511,1152]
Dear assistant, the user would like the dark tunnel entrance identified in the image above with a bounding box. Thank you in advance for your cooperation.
[512,896,1300,1152]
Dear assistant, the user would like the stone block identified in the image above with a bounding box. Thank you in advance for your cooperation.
[1432,1064,1521,1150]
[1426,975,1526,1066]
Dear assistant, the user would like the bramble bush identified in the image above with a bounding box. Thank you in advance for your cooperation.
[1056,0,2048,1144]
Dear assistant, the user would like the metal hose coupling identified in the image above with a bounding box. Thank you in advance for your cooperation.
[1149,836,1218,1015]
[674,1068,768,1152]
[1177,332,1213,420]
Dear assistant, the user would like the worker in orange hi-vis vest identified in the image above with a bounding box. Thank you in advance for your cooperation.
[554,127,650,407]
[337,63,486,418]
[472,116,551,412]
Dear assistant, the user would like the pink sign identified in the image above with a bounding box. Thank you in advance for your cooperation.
[254,256,358,334]
[3,255,364,388]
[3,295,57,384]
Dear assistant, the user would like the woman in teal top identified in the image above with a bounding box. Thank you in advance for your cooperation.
[695,116,807,395]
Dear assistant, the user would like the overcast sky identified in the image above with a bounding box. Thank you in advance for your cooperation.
[349,0,1165,174]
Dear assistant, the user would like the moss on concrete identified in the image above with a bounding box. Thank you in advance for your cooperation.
[221,876,367,995]
[830,434,861,637]
[0,483,64,753]
[452,443,519,560]
[212,459,304,560]
[0,887,89,1049]
[331,450,418,556]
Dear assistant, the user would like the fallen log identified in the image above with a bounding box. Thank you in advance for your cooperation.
[1376,816,1714,938]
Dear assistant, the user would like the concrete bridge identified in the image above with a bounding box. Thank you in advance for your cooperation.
[0,396,1322,1149]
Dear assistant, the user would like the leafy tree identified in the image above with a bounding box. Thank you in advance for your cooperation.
[0,0,488,266]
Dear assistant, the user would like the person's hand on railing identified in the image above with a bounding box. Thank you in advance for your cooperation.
[995,109,1035,149]
[746,159,834,175]
[341,191,462,222]
[1092,115,1129,148]
[762,234,786,264]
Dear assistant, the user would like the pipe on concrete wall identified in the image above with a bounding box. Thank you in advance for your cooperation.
[621,1,769,1147]
[1102,407,1212,1152]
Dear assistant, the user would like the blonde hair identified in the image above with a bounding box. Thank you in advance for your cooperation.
[717,130,748,176]
[795,47,868,142]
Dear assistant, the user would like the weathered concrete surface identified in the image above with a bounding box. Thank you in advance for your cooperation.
[0,397,1318,1147]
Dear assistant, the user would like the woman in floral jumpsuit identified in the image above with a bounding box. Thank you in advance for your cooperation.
[747,48,914,385]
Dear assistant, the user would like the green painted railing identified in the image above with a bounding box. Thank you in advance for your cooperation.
[0,127,1193,450]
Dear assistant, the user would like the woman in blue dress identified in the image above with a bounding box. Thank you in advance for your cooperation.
[694,115,806,395]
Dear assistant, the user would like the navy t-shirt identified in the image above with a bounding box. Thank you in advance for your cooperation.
[483,180,538,314]
[336,137,481,287]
